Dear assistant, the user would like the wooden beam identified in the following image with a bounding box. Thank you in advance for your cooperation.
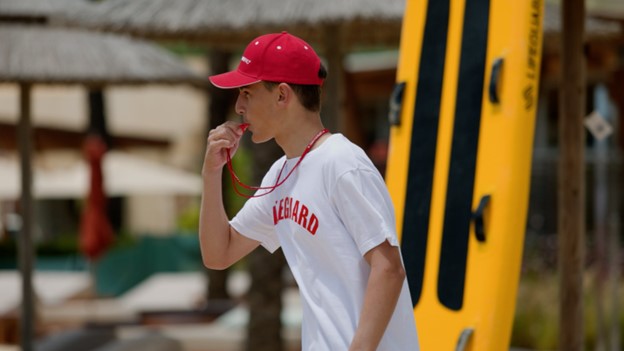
[17,83,35,351]
[0,123,170,151]
[558,1,586,350]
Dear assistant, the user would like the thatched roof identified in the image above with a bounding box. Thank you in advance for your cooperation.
[55,0,622,52]
[0,0,92,23]
[56,0,406,49]
[4,0,619,48]
[0,25,204,86]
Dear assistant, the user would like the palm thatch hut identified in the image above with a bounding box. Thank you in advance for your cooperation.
[0,0,91,23]
[56,0,404,48]
[0,26,203,86]
[56,0,405,136]
[0,23,202,350]
[0,0,177,151]
[55,0,624,139]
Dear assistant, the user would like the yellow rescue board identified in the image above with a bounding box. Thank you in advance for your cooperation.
[386,0,544,350]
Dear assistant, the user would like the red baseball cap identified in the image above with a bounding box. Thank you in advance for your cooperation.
[209,32,324,89]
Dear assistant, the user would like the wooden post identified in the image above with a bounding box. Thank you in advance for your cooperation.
[246,108,286,351]
[87,89,112,147]
[608,213,621,351]
[558,1,586,350]
[205,50,233,302]
[591,85,609,351]
[606,68,623,351]
[323,24,345,133]
[18,83,34,351]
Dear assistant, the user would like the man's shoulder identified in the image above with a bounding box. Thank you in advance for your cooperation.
[317,134,378,176]
[322,134,366,160]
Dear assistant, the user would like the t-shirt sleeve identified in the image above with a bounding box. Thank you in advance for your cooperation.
[330,168,399,257]
[230,196,280,253]
[229,169,281,253]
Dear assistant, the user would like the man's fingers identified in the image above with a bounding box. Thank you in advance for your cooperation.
[220,121,245,137]
[203,122,244,174]
[208,139,233,151]
[208,129,236,146]
[209,123,243,144]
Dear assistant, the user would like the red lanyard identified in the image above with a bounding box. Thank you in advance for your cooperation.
[226,127,329,198]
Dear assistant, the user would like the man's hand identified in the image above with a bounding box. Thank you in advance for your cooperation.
[202,121,245,175]
[198,120,259,270]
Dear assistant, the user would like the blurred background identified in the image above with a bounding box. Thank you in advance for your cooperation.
[0,0,622,350]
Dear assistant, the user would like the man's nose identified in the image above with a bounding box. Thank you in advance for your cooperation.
[235,95,245,115]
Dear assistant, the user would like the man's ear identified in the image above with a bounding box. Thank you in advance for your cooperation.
[277,83,291,105]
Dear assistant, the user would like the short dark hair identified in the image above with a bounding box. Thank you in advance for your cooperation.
[263,63,327,112]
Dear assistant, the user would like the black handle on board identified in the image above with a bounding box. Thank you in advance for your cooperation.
[488,58,504,104]
[472,194,491,242]
[388,81,406,126]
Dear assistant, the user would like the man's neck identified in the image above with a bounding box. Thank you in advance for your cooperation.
[275,113,328,159]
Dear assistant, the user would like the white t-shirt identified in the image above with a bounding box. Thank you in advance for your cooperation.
[231,134,419,350]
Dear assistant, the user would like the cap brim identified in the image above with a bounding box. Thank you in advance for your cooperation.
[208,70,261,89]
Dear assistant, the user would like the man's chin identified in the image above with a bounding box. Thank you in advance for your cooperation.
[250,134,271,144]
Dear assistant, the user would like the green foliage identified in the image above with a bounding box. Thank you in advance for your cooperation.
[37,232,79,255]
[0,233,79,256]
[511,270,624,350]
[512,273,559,349]
[162,42,207,56]
[224,145,253,215]
[177,202,201,232]
[176,145,253,233]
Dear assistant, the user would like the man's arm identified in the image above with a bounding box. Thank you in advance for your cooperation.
[350,240,407,351]
[199,122,260,270]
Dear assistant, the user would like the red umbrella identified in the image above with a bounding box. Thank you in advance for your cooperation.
[79,135,114,260]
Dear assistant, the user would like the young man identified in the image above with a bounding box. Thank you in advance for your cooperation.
[201,32,419,350]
